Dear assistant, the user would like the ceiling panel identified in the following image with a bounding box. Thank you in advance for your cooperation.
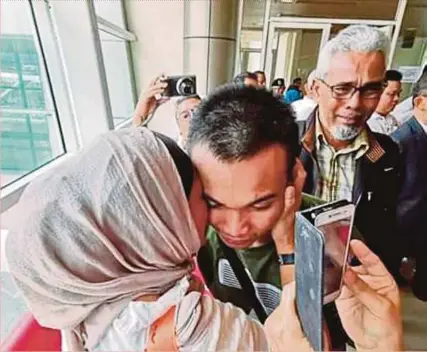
[242,0,427,36]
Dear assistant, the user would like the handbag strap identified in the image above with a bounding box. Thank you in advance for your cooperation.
[218,239,268,323]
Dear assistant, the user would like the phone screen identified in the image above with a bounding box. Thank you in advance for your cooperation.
[315,206,354,301]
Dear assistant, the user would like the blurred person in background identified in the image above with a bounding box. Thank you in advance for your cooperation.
[254,70,266,88]
[285,77,303,104]
[392,72,427,301]
[234,71,258,87]
[132,75,200,150]
[291,70,317,123]
[271,78,286,100]
[367,69,402,135]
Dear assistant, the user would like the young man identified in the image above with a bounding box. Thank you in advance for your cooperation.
[367,69,402,135]
[187,85,351,348]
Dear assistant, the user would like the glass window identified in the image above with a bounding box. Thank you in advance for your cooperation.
[0,1,65,188]
[98,30,135,127]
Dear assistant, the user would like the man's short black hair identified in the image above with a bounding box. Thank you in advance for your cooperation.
[254,70,265,77]
[234,72,258,85]
[293,77,302,84]
[187,85,299,172]
[385,70,403,82]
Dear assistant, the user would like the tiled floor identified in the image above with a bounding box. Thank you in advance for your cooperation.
[402,288,427,350]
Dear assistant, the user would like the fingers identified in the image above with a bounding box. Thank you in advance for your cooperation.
[284,186,296,212]
[350,240,389,277]
[279,282,306,338]
[341,268,389,315]
[293,158,307,190]
[292,158,306,209]
[149,73,165,86]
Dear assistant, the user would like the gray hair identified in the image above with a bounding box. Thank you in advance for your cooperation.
[316,25,389,80]
[306,70,316,89]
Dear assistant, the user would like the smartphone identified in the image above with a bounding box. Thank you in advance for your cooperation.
[314,203,355,304]
[295,213,325,351]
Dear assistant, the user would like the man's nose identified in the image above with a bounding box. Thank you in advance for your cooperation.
[345,90,363,110]
[223,211,249,237]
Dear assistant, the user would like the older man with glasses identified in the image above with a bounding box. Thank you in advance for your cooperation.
[300,25,406,284]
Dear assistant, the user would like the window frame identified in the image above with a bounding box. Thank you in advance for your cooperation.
[1,0,137,213]
[95,1,138,129]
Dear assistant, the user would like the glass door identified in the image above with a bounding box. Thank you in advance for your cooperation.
[264,21,331,87]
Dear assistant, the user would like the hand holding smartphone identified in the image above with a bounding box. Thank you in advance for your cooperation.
[295,200,355,350]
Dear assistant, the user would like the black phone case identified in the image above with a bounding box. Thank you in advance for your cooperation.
[295,212,325,351]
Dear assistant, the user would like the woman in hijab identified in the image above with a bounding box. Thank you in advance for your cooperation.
[6,128,267,351]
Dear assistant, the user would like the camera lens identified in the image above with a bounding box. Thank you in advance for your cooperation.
[177,78,194,96]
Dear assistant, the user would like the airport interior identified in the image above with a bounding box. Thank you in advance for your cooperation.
[1,0,427,350]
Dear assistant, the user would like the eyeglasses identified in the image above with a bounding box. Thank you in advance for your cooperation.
[318,79,386,100]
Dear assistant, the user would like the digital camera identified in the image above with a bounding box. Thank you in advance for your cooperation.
[164,75,197,97]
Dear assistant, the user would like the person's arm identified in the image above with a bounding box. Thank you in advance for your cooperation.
[176,292,268,351]
[264,281,331,352]
[133,75,169,126]
[265,241,403,352]
[271,158,306,286]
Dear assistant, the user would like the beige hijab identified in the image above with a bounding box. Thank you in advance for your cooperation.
[6,128,200,350]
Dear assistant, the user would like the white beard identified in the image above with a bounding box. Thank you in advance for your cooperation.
[331,125,362,141]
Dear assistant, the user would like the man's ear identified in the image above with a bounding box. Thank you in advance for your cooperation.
[312,79,321,104]
[414,96,427,111]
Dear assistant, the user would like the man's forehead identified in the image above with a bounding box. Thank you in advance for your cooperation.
[177,98,200,112]
[190,144,288,207]
[326,51,386,83]
[190,144,288,184]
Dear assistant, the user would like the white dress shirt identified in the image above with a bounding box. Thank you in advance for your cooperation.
[291,97,317,121]
[367,112,400,135]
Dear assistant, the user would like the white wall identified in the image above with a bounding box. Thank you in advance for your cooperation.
[125,1,185,92]
[124,1,184,138]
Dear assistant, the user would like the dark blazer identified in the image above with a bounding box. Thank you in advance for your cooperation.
[300,109,405,278]
[392,117,427,249]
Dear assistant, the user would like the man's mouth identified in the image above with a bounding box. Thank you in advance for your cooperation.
[337,115,358,125]
[220,234,254,248]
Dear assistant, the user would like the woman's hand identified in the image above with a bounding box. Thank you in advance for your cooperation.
[264,281,314,352]
[271,158,306,251]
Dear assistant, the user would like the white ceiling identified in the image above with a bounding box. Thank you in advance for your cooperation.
[242,0,427,36]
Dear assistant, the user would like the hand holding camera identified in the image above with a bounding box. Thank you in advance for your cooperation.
[133,75,197,126]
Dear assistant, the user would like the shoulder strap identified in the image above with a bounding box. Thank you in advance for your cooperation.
[144,306,178,352]
[218,239,268,323]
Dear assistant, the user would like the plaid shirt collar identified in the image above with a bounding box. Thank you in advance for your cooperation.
[301,108,386,163]
[315,113,369,159]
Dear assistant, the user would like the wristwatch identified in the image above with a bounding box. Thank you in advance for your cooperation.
[278,253,295,265]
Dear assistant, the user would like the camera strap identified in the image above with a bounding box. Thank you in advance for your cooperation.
[218,238,268,323]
